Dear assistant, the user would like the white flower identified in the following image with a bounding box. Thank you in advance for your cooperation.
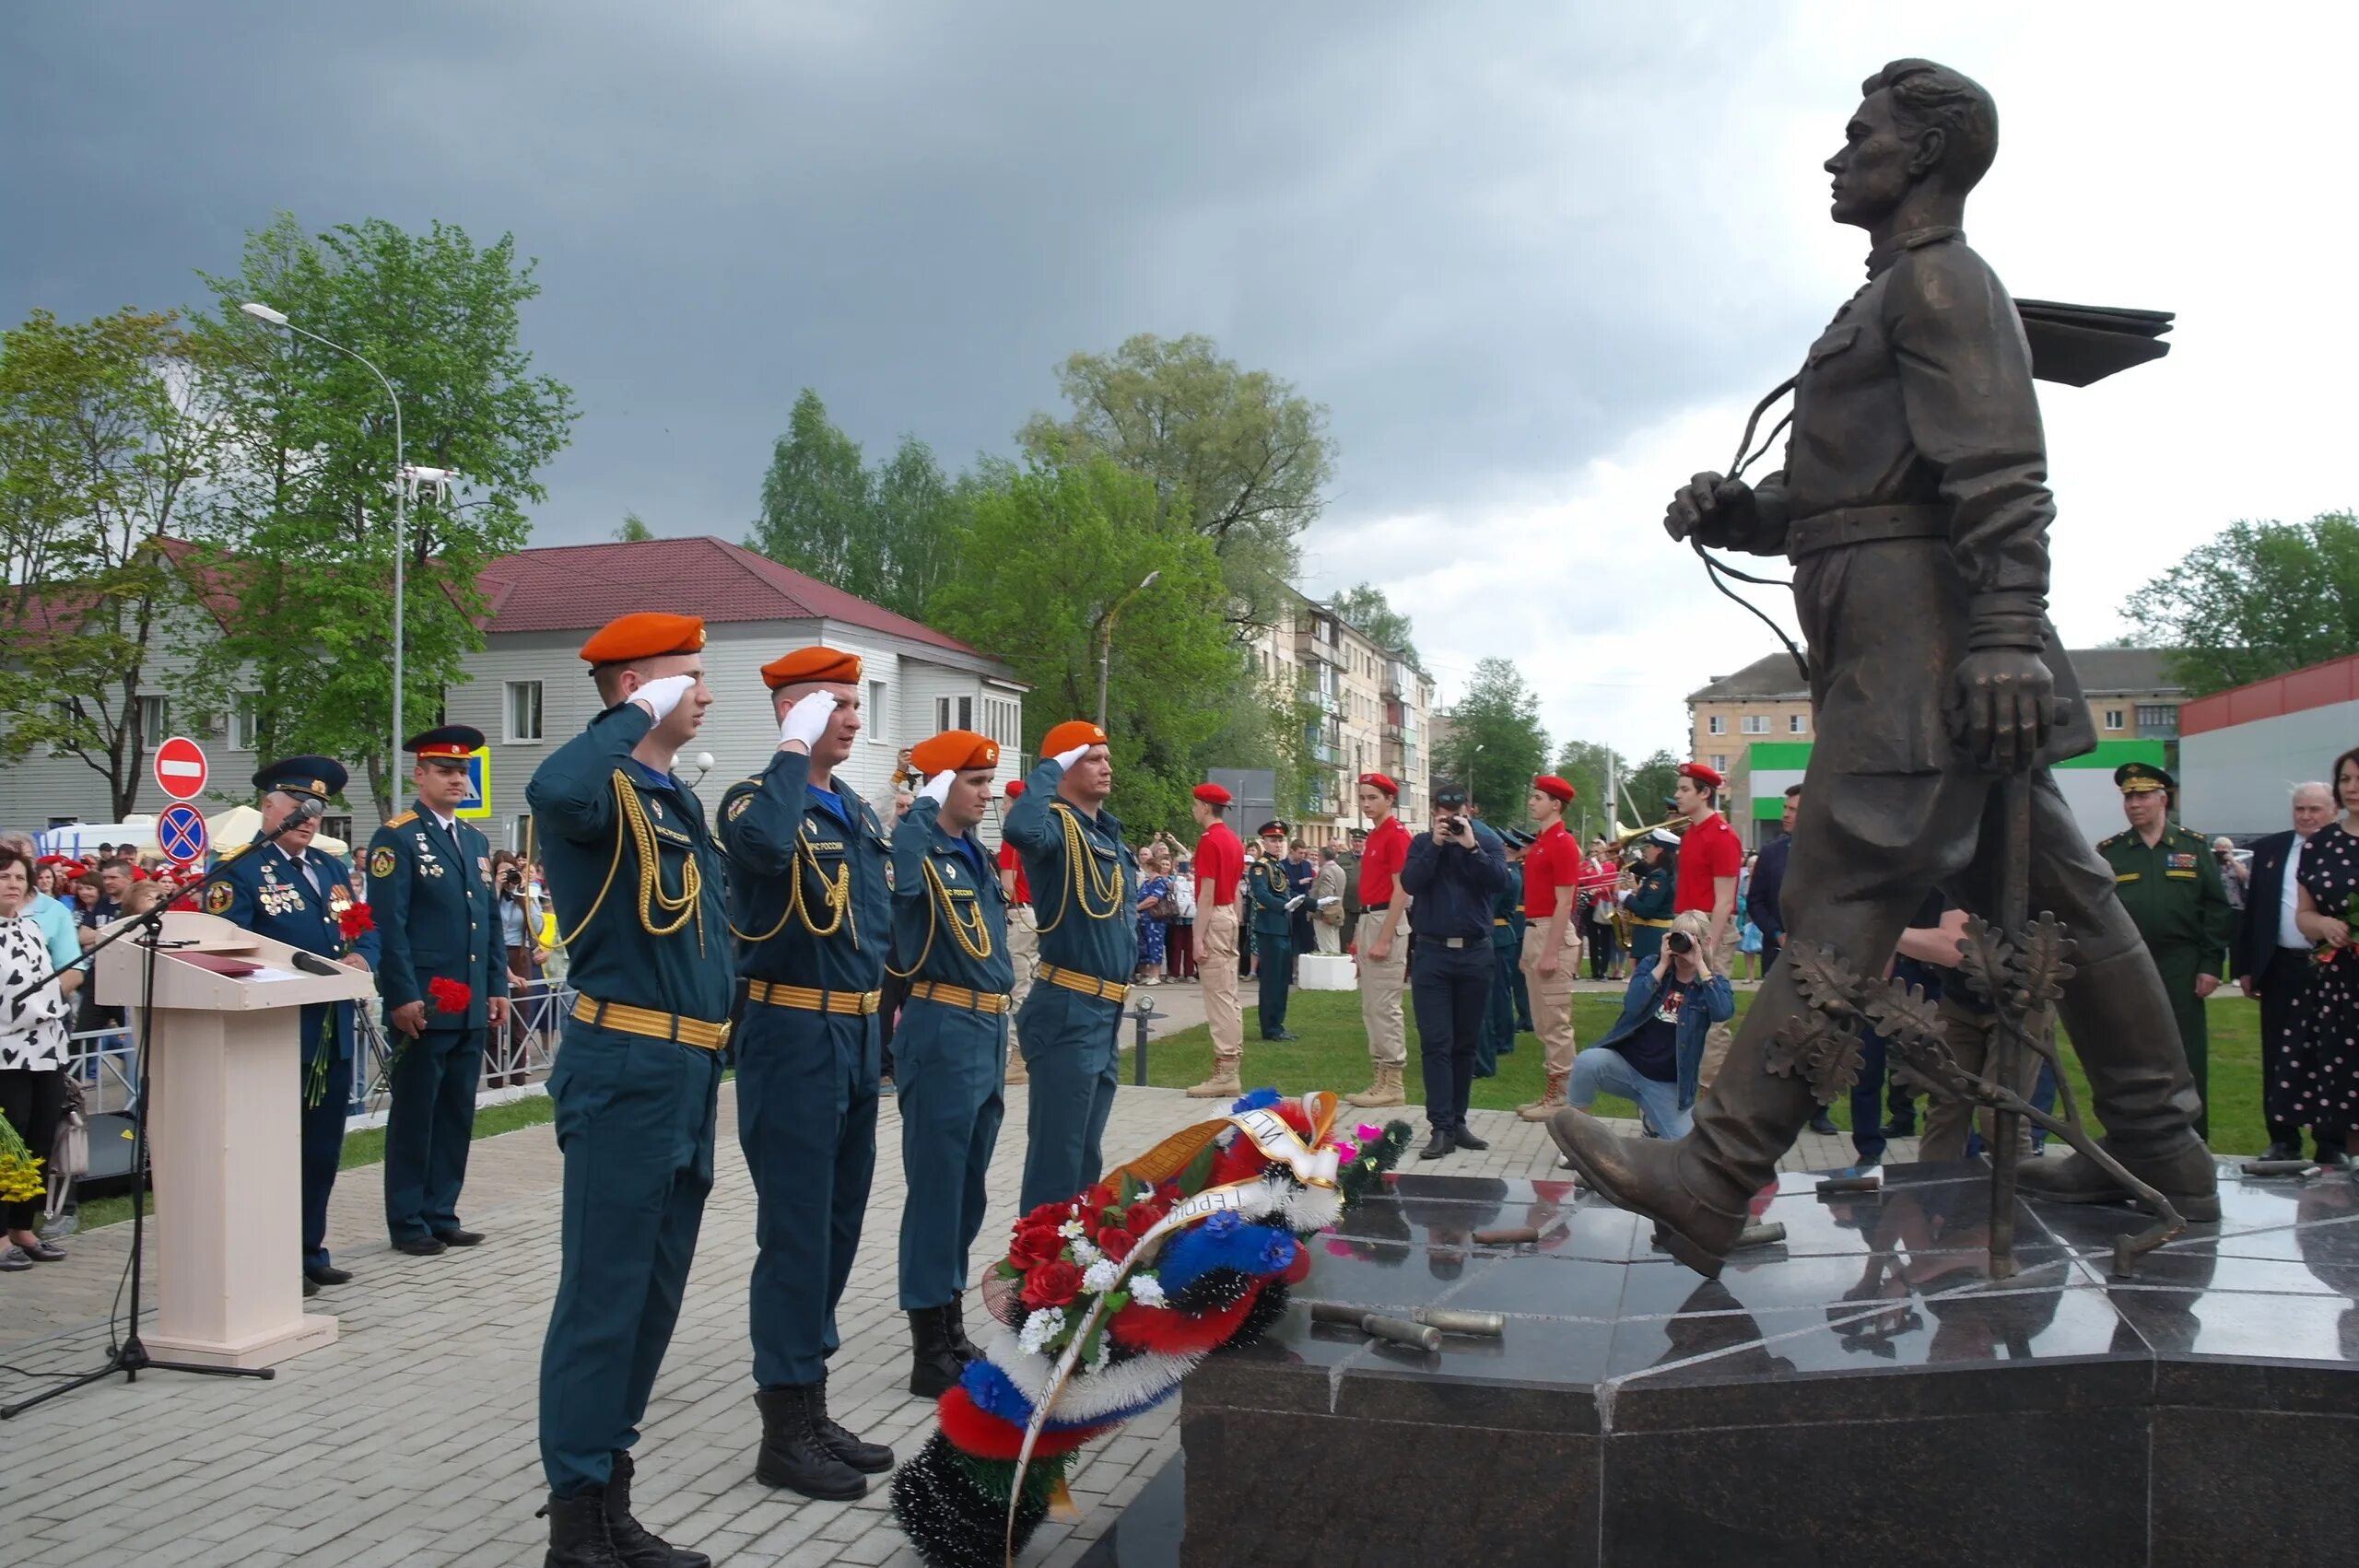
[1058,1218,1085,1239]
[1018,1306,1066,1354]
[1081,1258,1121,1295]
[1070,1236,1102,1268]
[1128,1274,1166,1307]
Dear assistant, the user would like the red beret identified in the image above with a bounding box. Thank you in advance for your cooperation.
[579,612,706,665]
[1678,762,1726,789]
[1356,772,1399,798]
[1532,775,1575,803]
[1041,720,1109,758]
[910,730,1000,776]
[1193,782,1232,806]
[760,645,863,690]
[1005,780,1026,799]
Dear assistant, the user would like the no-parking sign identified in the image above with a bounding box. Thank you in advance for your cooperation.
[158,802,208,866]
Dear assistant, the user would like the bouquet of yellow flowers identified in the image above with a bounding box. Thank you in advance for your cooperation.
[0,1109,46,1205]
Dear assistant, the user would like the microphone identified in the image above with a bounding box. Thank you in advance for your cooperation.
[264,796,325,842]
[291,951,343,977]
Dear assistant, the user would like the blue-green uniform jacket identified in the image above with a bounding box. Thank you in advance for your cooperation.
[524,702,731,1023]
[1003,760,1139,982]
[365,803,507,1029]
[205,839,382,1057]
[1624,861,1675,966]
[891,798,1015,995]
[717,749,892,990]
[1249,855,1295,937]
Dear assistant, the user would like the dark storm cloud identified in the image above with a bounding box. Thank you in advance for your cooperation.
[4,1,1820,547]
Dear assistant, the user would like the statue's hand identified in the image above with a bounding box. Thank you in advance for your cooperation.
[1945,649,2056,772]
[1665,472,1759,548]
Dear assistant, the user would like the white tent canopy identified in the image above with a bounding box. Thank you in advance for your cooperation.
[35,811,349,860]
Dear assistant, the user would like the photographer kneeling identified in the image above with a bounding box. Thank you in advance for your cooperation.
[1563,908,1732,1145]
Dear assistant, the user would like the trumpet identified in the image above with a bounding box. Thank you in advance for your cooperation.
[1610,815,1685,851]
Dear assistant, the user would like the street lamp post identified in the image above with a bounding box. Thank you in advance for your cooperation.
[1094,568,1161,729]
[240,300,408,795]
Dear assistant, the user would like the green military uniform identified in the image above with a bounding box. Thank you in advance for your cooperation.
[531,698,732,1501]
[2097,763,2236,1138]
[369,725,507,1251]
[1250,835,1296,1040]
[1624,846,1677,969]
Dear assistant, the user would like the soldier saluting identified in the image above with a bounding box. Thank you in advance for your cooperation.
[368,724,507,1258]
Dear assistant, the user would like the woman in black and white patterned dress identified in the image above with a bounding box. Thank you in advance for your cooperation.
[0,842,73,1268]
[2293,746,2359,1154]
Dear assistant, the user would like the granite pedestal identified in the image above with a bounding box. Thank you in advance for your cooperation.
[1155,1159,2359,1567]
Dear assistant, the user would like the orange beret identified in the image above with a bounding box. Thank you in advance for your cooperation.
[760,645,863,690]
[1533,775,1576,803]
[910,730,1000,776]
[580,613,706,665]
[1040,720,1109,758]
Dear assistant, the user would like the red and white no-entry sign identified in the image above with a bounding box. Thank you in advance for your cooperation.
[153,735,208,801]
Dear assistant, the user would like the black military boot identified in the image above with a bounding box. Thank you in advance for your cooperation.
[752,1386,866,1501]
[809,1373,895,1474]
[908,1308,964,1399]
[604,1452,710,1568]
[539,1490,627,1568]
[944,1293,980,1362]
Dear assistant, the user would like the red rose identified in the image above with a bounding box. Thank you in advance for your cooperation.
[1007,1223,1065,1270]
[1096,1226,1136,1261]
[1023,1199,1071,1230]
[1020,1258,1082,1309]
[1084,1183,1120,1220]
[1124,1202,1162,1237]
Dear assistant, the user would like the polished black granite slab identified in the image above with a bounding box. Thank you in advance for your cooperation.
[1171,1159,2359,1567]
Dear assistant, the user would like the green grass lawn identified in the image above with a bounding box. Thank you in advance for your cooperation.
[1143,987,2267,1153]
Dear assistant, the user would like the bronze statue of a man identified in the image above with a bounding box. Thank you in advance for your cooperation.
[1550,59,2215,1274]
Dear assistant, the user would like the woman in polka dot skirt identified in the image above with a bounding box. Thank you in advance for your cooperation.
[2291,744,2359,1164]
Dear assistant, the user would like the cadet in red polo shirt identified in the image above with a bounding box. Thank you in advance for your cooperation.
[1347,773,1413,1107]
[998,779,1036,1083]
[1518,775,1584,1117]
[1186,783,1249,1098]
[1672,762,1745,1087]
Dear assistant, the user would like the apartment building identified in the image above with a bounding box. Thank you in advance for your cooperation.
[1248,592,1433,843]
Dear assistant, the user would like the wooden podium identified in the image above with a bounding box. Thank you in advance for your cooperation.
[96,910,376,1370]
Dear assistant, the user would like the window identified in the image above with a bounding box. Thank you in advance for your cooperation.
[2136,703,2179,736]
[1708,714,1725,735]
[1740,714,1770,735]
[322,815,353,844]
[935,695,972,732]
[868,680,889,743]
[1789,713,1808,734]
[511,814,534,854]
[506,681,544,743]
[135,694,168,741]
[1709,754,1728,773]
[234,696,263,752]
[2103,708,2124,731]
[981,693,1020,750]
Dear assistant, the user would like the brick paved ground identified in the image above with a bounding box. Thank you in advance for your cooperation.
[2,982,1883,1567]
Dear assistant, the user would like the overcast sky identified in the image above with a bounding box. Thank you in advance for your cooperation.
[8,3,2352,761]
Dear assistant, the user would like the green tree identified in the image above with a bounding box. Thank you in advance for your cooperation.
[869,435,976,623]
[1019,333,1334,628]
[614,510,656,542]
[1329,581,1419,666]
[1552,738,1629,840]
[187,213,578,816]
[0,308,221,817]
[2124,512,2359,695]
[1625,750,1683,823]
[1432,658,1549,828]
[929,453,1236,833]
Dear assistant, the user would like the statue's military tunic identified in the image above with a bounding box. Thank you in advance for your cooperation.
[2099,823,2236,1136]
[206,838,380,1274]
[1480,872,1521,1078]
[718,750,892,1390]
[890,796,1014,1311]
[529,702,731,1498]
[1004,760,1139,1211]
[1250,855,1294,1039]
[367,802,506,1246]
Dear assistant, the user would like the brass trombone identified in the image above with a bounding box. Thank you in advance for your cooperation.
[1609,815,1685,851]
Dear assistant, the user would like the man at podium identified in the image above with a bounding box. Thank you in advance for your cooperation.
[205,755,380,1296]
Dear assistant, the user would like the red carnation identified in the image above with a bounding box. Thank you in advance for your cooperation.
[428,977,472,1013]
[1007,1223,1065,1270]
[1124,1202,1162,1237]
[1020,1258,1082,1310]
[1095,1226,1136,1262]
[337,903,376,942]
[1083,1183,1120,1220]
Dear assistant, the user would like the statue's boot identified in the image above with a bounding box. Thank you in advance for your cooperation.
[2012,946,2219,1222]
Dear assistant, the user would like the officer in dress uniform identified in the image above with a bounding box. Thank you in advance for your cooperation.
[369,725,508,1257]
[891,730,1015,1399]
[528,613,725,1568]
[717,645,897,1502]
[1250,821,1300,1042]
[1004,720,1140,1211]
[1622,829,1680,968]
[206,757,379,1297]
[2097,762,2236,1139]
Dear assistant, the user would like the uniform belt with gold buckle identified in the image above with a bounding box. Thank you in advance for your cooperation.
[909,980,1012,1014]
[570,994,733,1051]
[746,980,884,1016]
[1626,916,1674,929]
[1039,964,1131,1005]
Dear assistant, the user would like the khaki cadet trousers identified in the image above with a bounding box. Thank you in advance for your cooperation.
[1696,925,1740,1090]
[1199,907,1244,1069]
[1006,909,1039,1012]
[1356,912,1407,1068]
[1519,921,1580,1078]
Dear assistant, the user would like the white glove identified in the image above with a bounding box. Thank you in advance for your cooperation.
[1053,743,1093,770]
[630,673,696,722]
[779,689,838,749]
[920,769,956,806]
[1285,895,1306,912]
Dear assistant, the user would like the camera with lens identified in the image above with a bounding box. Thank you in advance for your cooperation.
[1444,815,1469,837]
[1667,930,1696,955]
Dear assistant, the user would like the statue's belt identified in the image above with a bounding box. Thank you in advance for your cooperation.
[1786,504,1949,560]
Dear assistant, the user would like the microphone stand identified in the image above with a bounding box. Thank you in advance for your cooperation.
[2,857,284,1418]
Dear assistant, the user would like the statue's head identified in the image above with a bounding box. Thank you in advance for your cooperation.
[1828,59,1999,228]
